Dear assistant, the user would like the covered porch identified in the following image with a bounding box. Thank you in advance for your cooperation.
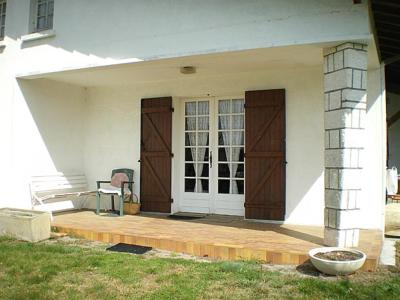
[52,210,382,271]
[13,40,385,256]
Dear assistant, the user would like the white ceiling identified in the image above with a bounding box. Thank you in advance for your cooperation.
[20,44,323,87]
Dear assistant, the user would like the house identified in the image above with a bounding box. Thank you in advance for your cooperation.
[0,0,396,251]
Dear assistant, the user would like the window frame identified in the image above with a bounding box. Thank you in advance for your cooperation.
[30,0,54,33]
[0,0,6,41]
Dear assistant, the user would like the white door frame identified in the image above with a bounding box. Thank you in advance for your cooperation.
[212,97,245,216]
[177,95,245,216]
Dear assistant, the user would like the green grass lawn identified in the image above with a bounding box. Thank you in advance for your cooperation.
[0,236,399,300]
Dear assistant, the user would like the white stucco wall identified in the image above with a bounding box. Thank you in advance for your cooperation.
[82,66,326,225]
[2,0,369,76]
[0,78,85,208]
[362,66,386,229]
[387,93,400,170]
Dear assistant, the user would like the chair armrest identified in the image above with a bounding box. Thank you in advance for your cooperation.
[121,181,135,200]
[121,181,135,185]
[97,181,111,189]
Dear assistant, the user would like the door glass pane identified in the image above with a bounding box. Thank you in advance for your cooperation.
[232,115,244,129]
[198,117,209,130]
[218,164,230,178]
[233,164,244,178]
[185,102,196,115]
[185,148,195,161]
[218,180,230,194]
[231,147,244,162]
[232,99,244,113]
[201,179,209,193]
[197,133,209,146]
[235,180,244,194]
[198,163,209,177]
[217,98,245,195]
[218,148,229,162]
[185,179,195,192]
[185,117,196,130]
[218,116,230,130]
[231,131,244,145]
[185,133,196,146]
[218,131,229,145]
[198,101,209,115]
[218,100,231,114]
[197,148,209,161]
[185,163,195,177]
[184,100,210,193]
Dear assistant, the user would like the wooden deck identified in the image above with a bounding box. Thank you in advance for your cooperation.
[52,210,383,271]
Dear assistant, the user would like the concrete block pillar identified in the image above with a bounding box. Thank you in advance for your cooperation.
[323,42,368,247]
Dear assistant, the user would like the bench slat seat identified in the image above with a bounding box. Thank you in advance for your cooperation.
[30,173,95,215]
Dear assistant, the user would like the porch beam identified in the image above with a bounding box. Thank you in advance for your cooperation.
[388,110,400,128]
[323,42,368,247]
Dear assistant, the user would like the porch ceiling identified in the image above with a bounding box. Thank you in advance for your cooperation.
[18,45,323,87]
[371,0,400,94]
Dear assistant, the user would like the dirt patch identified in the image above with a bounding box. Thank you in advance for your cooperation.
[43,234,397,282]
[315,250,362,261]
[44,234,213,262]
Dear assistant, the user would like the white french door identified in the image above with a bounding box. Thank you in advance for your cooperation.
[181,97,245,216]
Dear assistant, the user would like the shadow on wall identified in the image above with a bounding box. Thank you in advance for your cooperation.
[16,78,86,175]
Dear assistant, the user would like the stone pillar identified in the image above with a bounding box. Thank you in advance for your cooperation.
[323,42,368,247]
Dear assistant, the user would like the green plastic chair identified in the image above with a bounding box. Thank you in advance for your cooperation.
[96,168,134,216]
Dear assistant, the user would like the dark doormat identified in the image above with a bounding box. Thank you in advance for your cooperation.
[168,212,206,220]
[106,243,152,254]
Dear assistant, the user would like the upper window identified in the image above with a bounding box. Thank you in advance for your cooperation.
[0,0,6,40]
[31,0,54,32]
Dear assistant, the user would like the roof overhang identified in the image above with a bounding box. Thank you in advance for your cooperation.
[16,44,325,88]
[371,0,400,94]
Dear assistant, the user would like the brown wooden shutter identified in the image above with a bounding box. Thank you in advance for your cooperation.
[140,97,173,213]
[244,89,286,220]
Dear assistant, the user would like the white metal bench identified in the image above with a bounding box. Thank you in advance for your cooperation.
[30,173,95,215]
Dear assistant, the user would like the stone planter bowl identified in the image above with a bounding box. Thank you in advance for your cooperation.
[309,247,366,275]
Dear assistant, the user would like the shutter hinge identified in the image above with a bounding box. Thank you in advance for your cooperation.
[243,104,247,109]
[171,198,174,203]
[171,107,175,112]
[171,153,174,158]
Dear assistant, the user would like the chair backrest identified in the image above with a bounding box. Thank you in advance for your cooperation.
[111,168,134,194]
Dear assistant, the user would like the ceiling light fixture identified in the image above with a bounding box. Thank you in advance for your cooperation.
[180,66,196,74]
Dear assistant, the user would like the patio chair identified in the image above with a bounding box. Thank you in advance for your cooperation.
[96,168,134,216]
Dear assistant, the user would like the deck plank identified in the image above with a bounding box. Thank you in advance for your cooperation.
[52,211,382,271]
